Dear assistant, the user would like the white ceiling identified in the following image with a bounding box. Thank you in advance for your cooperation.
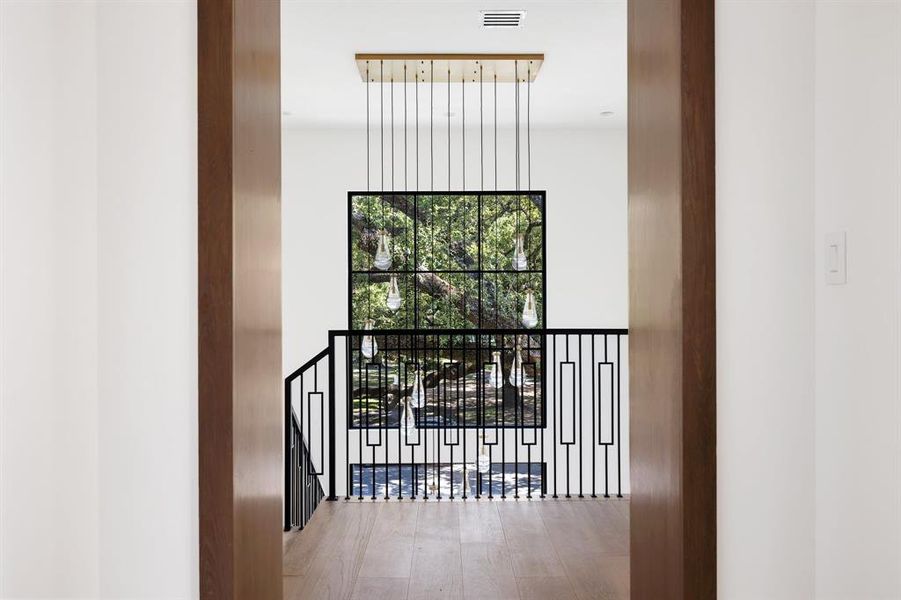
[281,1,627,129]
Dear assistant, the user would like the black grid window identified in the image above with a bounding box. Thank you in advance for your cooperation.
[348,191,546,330]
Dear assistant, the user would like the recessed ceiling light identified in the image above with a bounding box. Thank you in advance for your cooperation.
[600,110,615,118]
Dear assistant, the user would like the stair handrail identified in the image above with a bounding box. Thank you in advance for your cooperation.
[284,346,328,530]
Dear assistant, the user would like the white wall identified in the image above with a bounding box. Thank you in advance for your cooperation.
[718,0,901,597]
[0,2,198,598]
[814,2,901,597]
[95,3,198,598]
[717,2,817,597]
[282,125,628,367]
[1,3,101,596]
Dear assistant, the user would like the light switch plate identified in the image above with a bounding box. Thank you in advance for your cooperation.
[825,231,847,285]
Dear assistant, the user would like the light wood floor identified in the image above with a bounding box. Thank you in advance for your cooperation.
[283,498,629,600]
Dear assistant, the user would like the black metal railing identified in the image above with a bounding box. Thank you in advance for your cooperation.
[285,327,627,527]
[284,348,328,531]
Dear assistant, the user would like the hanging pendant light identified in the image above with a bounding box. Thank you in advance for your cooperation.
[509,344,525,388]
[461,464,473,498]
[361,319,378,359]
[409,369,425,408]
[477,434,491,474]
[512,233,528,271]
[374,230,392,270]
[386,274,402,311]
[486,350,503,389]
[521,289,539,328]
[400,397,417,441]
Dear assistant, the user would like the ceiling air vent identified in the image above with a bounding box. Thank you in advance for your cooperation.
[481,10,526,29]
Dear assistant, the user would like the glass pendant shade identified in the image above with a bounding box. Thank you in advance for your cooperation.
[477,443,491,474]
[512,234,528,271]
[373,230,392,270]
[486,351,503,389]
[521,289,539,328]
[461,466,473,497]
[509,346,525,388]
[361,319,378,359]
[400,398,417,440]
[386,275,402,311]
[409,369,425,408]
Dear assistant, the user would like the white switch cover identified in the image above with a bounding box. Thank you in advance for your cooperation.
[825,231,847,285]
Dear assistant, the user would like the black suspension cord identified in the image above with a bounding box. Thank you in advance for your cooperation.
[380,60,384,191]
[430,60,434,192]
[514,62,521,242]
[462,75,465,190]
[447,68,451,190]
[416,70,419,192]
[515,60,520,193]
[365,63,372,320]
[391,76,395,192]
[460,69,467,327]
[528,62,532,191]
[366,61,370,192]
[494,73,498,192]
[404,64,408,192]
[480,65,484,191]
[493,71,499,325]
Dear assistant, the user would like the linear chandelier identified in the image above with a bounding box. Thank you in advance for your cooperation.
[356,53,544,193]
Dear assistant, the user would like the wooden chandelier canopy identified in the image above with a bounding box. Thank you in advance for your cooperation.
[354,53,544,83]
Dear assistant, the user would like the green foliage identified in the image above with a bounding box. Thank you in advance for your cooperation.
[350,193,544,330]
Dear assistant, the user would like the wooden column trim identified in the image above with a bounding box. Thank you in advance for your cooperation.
[198,0,282,598]
[628,0,716,597]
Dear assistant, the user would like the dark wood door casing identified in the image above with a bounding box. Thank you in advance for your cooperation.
[628,0,717,597]
[199,0,282,598]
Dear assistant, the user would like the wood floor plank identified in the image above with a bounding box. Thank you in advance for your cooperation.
[416,501,461,543]
[407,574,464,600]
[457,500,505,543]
[564,554,630,600]
[611,498,631,523]
[460,542,514,579]
[497,501,567,578]
[462,575,520,600]
[506,534,568,578]
[460,540,518,599]
[358,501,421,578]
[515,576,577,600]
[583,499,629,536]
[284,498,628,600]
[286,562,373,600]
[411,543,463,579]
[542,501,628,559]
[351,576,410,600]
[359,539,416,578]
[580,500,630,556]
[285,503,378,600]
[283,575,308,600]
[496,501,548,542]
[283,501,379,576]
[371,500,420,540]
